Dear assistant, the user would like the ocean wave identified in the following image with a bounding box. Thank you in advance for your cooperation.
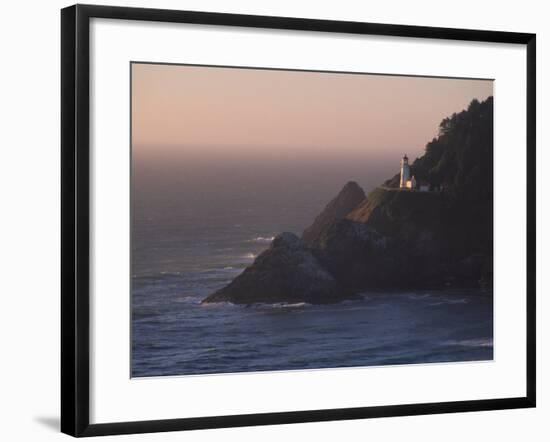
[251,302,311,309]
[341,296,370,304]
[444,338,493,348]
[217,266,243,274]
[406,293,432,300]
[248,236,275,244]
[273,302,310,308]
[173,295,202,304]
[241,252,257,260]
[428,298,469,306]
[201,301,237,308]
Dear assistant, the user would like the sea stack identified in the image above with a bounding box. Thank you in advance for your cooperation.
[201,232,349,305]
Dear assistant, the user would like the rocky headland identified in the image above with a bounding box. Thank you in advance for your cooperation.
[202,97,494,305]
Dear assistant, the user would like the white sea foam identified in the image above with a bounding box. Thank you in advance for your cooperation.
[248,236,275,243]
[220,266,243,273]
[274,302,309,308]
[251,302,311,309]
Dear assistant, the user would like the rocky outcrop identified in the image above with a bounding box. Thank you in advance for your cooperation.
[202,232,351,305]
[302,181,365,246]
[307,186,448,290]
[203,180,491,304]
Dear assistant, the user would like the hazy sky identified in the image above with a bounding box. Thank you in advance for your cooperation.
[132,63,492,165]
[131,63,493,219]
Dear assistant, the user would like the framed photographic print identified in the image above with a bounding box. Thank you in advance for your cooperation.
[61,4,536,437]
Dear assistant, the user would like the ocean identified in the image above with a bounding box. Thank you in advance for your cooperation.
[131,182,493,377]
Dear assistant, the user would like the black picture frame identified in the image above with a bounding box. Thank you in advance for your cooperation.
[61,4,536,437]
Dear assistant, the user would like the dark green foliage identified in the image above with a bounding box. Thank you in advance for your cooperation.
[412,97,493,201]
[403,97,493,260]
[351,188,444,239]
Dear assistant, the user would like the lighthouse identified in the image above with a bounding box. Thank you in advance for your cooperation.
[399,154,411,189]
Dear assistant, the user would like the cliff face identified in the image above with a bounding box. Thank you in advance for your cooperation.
[302,181,366,245]
[203,97,493,304]
[310,187,449,291]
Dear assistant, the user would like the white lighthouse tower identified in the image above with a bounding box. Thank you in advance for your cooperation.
[399,154,411,189]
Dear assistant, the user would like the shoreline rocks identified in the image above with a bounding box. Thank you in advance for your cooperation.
[201,232,353,305]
